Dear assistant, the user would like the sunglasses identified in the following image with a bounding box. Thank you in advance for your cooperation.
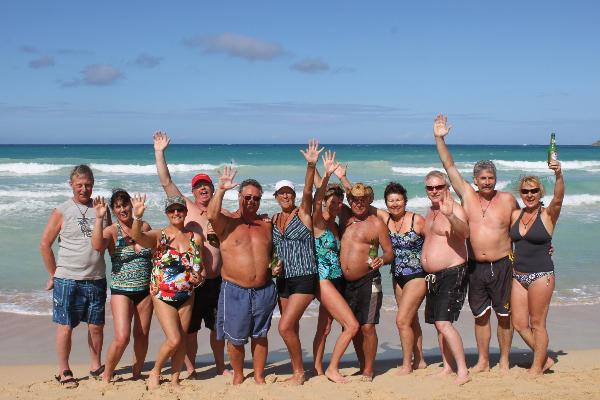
[167,206,187,213]
[425,184,446,192]
[243,195,261,202]
[520,188,540,195]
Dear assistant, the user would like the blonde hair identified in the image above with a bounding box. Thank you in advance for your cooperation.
[519,175,545,196]
[424,170,450,187]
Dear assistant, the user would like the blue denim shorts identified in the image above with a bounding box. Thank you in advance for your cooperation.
[216,279,277,346]
[53,278,107,327]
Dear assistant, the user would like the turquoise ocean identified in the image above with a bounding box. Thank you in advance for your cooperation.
[1,144,599,316]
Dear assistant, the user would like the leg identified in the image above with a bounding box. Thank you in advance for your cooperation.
[312,302,333,376]
[511,279,535,349]
[528,275,555,375]
[473,308,491,372]
[358,324,378,380]
[394,279,426,375]
[169,298,194,386]
[436,329,453,376]
[56,324,74,376]
[131,295,153,379]
[228,341,246,385]
[496,314,512,372]
[102,295,134,383]
[251,337,269,384]
[352,329,365,373]
[87,323,104,373]
[434,321,470,385]
[184,331,199,375]
[278,293,313,385]
[210,330,229,375]
[319,281,359,383]
[411,315,426,370]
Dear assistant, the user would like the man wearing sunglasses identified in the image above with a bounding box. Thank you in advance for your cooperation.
[433,114,518,373]
[208,166,278,386]
[153,131,230,377]
[340,183,393,382]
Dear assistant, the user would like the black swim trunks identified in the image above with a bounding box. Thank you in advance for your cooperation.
[277,274,318,298]
[392,271,426,289]
[467,256,512,318]
[188,276,222,333]
[344,269,383,325]
[424,263,468,324]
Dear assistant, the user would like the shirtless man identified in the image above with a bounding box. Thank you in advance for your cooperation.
[207,166,278,385]
[340,183,393,381]
[421,170,470,385]
[153,131,229,376]
[434,114,517,372]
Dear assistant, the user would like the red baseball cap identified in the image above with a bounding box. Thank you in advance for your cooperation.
[191,173,213,188]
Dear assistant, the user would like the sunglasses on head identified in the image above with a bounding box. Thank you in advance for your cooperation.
[520,188,540,195]
[243,195,261,202]
[425,184,446,192]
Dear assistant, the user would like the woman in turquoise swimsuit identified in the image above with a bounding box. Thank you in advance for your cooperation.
[131,194,204,389]
[92,189,154,383]
[311,151,359,383]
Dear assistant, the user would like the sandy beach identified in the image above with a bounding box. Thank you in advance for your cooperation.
[1,304,599,399]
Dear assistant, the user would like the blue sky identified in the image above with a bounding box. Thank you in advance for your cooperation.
[1,0,599,144]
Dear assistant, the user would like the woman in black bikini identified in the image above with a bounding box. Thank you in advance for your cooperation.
[509,160,564,375]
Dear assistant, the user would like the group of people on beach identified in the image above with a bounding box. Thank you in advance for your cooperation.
[40,114,565,389]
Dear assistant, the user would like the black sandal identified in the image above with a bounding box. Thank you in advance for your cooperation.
[89,365,105,380]
[55,369,78,389]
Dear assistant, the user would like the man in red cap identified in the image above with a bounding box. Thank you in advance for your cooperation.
[153,131,230,377]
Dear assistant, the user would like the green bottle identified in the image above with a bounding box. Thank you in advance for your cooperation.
[270,249,280,276]
[367,240,378,268]
[548,132,558,164]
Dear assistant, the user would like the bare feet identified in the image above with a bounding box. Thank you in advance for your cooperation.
[454,373,471,386]
[543,356,556,372]
[254,375,266,385]
[186,370,198,380]
[412,360,427,370]
[471,361,490,373]
[359,374,373,382]
[146,372,161,390]
[437,367,453,377]
[218,368,232,377]
[232,372,245,385]
[284,371,306,385]
[314,366,325,376]
[396,366,413,376]
[325,368,350,384]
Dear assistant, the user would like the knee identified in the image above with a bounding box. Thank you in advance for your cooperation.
[88,324,104,336]
[434,321,451,334]
[512,317,529,332]
[165,335,183,351]
[530,316,546,331]
[278,321,295,339]
[345,320,360,337]
[497,315,511,329]
[113,333,130,349]
[475,309,491,326]
[322,321,333,337]
[360,324,376,337]
[396,315,412,330]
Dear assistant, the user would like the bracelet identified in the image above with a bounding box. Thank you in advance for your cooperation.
[133,215,143,221]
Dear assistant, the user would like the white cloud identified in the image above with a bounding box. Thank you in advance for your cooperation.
[132,53,163,68]
[29,56,55,69]
[82,64,123,86]
[183,32,283,61]
[291,58,330,74]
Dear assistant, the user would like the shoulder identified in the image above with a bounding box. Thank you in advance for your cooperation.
[412,212,426,224]
[498,191,517,204]
[55,200,71,213]
[453,201,468,217]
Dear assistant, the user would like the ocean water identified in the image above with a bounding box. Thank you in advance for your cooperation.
[1,144,599,316]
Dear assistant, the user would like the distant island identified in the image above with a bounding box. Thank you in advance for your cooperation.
[593,140,600,146]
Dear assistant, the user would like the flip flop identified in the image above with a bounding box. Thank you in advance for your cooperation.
[89,365,105,380]
[55,369,78,389]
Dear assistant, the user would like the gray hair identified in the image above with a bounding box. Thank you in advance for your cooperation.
[473,160,497,177]
[69,164,94,182]
[424,170,450,186]
[239,178,263,194]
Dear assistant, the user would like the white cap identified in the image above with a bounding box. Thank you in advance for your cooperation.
[274,180,295,193]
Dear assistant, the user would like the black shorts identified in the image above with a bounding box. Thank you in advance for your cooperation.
[277,274,318,298]
[343,270,383,325]
[424,264,468,324]
[467,256,512,318]
[393,271,426,289]
[188,276,222,333]
[110,288,150,305]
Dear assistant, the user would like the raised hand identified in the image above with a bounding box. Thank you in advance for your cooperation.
[549,160,562,176]
[217,165,239,190]
[300,138,324,164]
[153,131,170,152]
[93,196,107,219]
[433,113,452,138]
[333,162,348,179]
[322,150,340,177]
[131,193,147,219]
[439,190,454,217]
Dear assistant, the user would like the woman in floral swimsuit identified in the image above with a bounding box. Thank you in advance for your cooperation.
[131,194,204,390]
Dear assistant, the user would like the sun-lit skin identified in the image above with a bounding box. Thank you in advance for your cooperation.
[385,193,407,217]
[70,174,94,204]
[473,170,497,198]
[192,182,214,206]
[520,182,543,210]
[425,177,447,206]
[275,187,296,212]
[349,195,369,217]
[238,185,262,216]
[166,206,188,227]
[112,200,132,224]
[322,195,343,220]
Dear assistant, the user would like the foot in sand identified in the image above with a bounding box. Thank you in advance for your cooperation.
[471,361,490,373]
[359,374,374,382]
[454,373,471,386]
[284,371,306,385]
[232,372,245,385]
[396,366,413,376]
[412,360,427,370]
[543,356,556,372]
[437,367,453,377]
[325,368,350,384]
[186,370,198,380]
[146,372,161,390]
[254,375,266,385]
[218,368,232,377]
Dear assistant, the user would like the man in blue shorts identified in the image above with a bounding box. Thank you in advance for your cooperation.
[208,166,278,385]
[40,165,109,388]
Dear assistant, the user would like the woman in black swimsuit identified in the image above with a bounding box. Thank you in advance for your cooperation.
[509,160,564,376]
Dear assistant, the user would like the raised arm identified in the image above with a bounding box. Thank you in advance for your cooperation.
[208,166,237,237]
[313,151,339,226]
[546,160,564,225]
[440,190,469,239]
[91,196,110,252]
[333,162,352,191]
[130,193,159,249]
[153,131,184,198]
[433,113,470,198]
[298,139,323,223]
[39,209,63,290]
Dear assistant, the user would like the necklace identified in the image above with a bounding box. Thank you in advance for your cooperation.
[521,208,539,230]
[277,208,297,233]
[72,199,92,237]
[478,191,496,219]
[391,212,407,233]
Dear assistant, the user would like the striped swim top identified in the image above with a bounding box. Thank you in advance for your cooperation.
[110,223,152,292]
[272,212,317,278]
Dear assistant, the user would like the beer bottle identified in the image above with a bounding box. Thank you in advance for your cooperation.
[269,250,280,277]
[367,239,378,268]
[548,132,558,164]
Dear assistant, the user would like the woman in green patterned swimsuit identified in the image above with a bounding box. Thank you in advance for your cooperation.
[92,189,153,383]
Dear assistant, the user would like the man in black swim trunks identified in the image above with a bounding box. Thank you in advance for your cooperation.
[154,132,230,376]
